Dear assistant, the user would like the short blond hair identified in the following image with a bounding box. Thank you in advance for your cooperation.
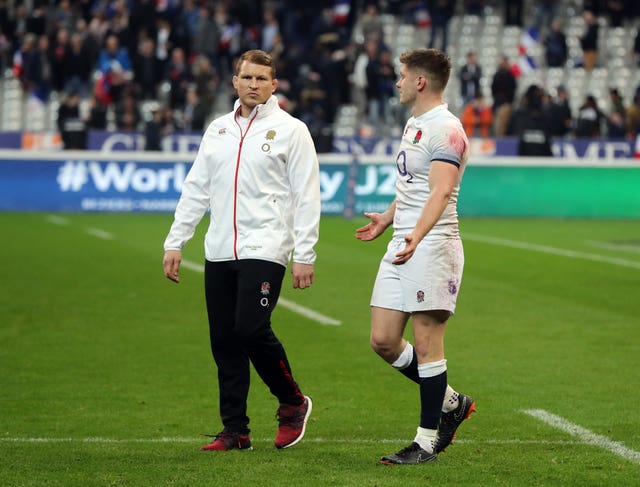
[235,49,276,78]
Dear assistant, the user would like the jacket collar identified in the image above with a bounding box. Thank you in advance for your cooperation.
[233,95,279,120]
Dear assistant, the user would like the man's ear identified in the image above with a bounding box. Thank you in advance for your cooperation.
[417,75,427,91]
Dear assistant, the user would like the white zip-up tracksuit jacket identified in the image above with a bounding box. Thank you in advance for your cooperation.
[164,95,321,267]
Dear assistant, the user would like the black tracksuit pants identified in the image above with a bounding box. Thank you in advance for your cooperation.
[204,259,304,434]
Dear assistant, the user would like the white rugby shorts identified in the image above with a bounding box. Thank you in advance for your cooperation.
[370,236,464,313]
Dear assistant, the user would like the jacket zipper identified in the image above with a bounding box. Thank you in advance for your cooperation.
[232,107,259,259]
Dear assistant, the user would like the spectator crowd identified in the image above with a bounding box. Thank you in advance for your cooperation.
[1,0,640,151]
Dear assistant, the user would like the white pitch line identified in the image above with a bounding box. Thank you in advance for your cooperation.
[45,215,68,225]
[0,437,198,444]
[523,409,640,465]
[85,227,114,240]
[45,216,113,241]
[278,298,341,326]
[465,233,640,270]
[181,259,341,326]
[180,259,205,273]
[0,437,583,446]
[585,240,640,254]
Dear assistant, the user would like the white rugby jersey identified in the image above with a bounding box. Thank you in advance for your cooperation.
[392,103,468,239]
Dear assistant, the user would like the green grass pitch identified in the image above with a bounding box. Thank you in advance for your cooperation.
[1,212,639,486]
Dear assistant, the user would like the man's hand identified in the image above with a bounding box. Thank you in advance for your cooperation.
[291,262,314,289]
[355,212,390,241]
[163,250,182,283]
[393,232,419,265]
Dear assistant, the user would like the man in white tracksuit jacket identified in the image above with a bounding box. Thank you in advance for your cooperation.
[163,50,320,452]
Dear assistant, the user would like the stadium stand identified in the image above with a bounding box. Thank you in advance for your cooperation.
[1,1,639,142]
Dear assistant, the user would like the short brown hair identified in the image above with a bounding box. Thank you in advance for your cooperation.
[235,49,276,78]
[399,48,451,93]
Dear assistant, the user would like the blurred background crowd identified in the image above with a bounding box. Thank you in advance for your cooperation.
[1,0,640,152]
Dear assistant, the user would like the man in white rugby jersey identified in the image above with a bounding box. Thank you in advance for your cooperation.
[356,48,475,465]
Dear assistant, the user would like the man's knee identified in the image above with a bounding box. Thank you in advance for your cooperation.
[370,333,402,362]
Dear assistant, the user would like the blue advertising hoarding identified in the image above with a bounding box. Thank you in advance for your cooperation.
[1,150,639,218]
[0,151,395,215]
[0,154,191,212]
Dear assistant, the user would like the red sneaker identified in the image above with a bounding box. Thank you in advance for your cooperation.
[200,431,252,451]
[274,395,312,449]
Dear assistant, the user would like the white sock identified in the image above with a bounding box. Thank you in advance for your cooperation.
[442,385,459,413]
[414,426,437,453]
[391,341,413,370]
[417,358,447,378]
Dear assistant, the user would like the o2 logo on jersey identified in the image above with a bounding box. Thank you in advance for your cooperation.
[395,150,414,183]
